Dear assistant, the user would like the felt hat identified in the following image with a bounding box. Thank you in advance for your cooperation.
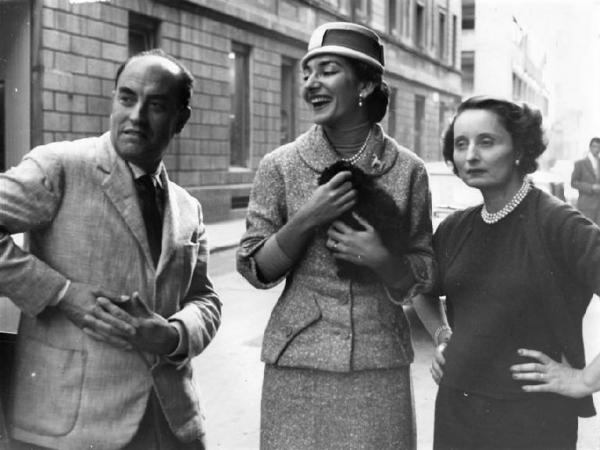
[301,22,385,72]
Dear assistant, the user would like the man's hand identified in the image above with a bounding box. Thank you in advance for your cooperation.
[58,282,134,349]
[84,292,180,356]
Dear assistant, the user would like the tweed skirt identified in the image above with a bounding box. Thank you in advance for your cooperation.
[260,364,415,450]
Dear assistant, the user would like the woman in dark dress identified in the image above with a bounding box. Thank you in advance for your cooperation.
[414,95,600,449]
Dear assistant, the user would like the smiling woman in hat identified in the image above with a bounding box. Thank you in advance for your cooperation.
[237,22,434,449]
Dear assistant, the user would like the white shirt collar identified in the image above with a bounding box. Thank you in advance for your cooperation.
[588,153,599,170]
[128,162,164,189]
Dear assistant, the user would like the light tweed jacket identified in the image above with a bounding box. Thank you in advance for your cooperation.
[0,133,221,449]
[237,124,434,372]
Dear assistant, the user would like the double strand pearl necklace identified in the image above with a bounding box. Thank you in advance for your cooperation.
[480,178,532,224]
[337,129,372,165]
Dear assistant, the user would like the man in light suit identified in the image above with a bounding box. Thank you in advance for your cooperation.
[572,137,600,224]
[0,49,221,449]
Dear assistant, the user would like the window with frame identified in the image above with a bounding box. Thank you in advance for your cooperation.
[354,0,371,22]
[414,1,425,49]
[438,100,447,153]
[414,94,425,156]
[280,57,296,145]
[451,14,457,66]
[438,10,446,61]
[229,42,251,168]
[461,51,475,93]
[128,12,160,56]
[388,86,397,139]
[403,0,411,37]
[0,81,4,172]
[462,0,475,30]
[388,0,401,35]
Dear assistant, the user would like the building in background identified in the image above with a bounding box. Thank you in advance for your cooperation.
[0,0,461,222]
[460,0,600,167]
[516,0,600,163]
[460,0,549,114]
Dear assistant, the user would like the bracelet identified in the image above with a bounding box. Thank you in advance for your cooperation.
[434,325,452,347]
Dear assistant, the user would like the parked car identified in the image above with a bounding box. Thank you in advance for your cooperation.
[425,161,482,230]
[528,170,566,202]
[548,159,577,205]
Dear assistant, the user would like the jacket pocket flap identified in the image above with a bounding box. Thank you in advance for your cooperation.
[261,293,322,364]
[11,338,84,436]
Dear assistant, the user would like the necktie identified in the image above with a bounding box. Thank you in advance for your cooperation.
[135,174,163,266]
[595,159,600,181]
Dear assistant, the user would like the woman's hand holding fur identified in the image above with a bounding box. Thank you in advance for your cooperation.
[327,212,388,269]
[298,171,357,229]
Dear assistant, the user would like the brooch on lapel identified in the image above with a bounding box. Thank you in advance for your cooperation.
[371,154,384,172]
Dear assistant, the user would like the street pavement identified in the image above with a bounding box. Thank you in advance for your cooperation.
[195,246,600,449]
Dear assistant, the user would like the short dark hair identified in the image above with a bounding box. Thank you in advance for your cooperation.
[114,48,194,108]
[346,58,389,124]
[442,95,547,177]
[589,137,600,147]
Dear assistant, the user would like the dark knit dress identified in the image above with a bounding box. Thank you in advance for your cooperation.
[432,193,588,450]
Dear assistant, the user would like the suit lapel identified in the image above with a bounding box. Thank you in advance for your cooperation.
[96,134,156,269]
[583,158,598,181]
[157,170,183,274]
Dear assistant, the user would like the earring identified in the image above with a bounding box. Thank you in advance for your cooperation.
[515,159,520,166]
[358,94,364,108]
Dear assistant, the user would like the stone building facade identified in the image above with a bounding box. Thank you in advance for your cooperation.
[1,0,461,222]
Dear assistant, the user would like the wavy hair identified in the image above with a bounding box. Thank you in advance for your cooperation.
[346,58,389,124]
[442,96,547,177]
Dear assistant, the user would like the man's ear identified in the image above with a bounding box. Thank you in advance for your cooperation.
[174,106,191,134]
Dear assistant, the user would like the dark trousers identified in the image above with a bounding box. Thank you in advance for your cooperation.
[123,393,205,450]
[434,385,578,450]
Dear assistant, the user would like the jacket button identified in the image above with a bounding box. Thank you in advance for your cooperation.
[344,332,352,340]
[284,326,294,337]
[339,292,351,304]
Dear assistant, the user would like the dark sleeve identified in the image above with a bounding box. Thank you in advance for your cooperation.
[428,207,475,297]
[543,199,600,294]
[428,214,452,297]
[571,160,595,194]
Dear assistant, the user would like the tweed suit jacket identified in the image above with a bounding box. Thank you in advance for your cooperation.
[237,124,434,372]
[571,157,600,223]
[0,133,221,449]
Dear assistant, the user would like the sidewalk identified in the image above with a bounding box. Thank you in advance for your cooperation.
[205,218,246,253]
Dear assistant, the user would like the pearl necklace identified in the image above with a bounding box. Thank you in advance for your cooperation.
[481,179,532,224]
[338,129,371,165]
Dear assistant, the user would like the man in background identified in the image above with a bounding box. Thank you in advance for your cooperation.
[571,137,600,224]
[0,49,221,449]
